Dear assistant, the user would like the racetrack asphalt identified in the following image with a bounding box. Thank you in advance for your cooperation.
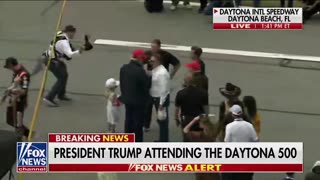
[0,1,320,180]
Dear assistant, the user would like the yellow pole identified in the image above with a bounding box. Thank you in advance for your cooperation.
[18,0,67,180]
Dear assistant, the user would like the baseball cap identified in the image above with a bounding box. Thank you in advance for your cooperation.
[105,78,120,89]
[132,49,145,59]
[3,57,18,68]
[185,61,201,72]
[229,105,243,116]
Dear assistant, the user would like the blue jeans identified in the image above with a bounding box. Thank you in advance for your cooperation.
[146,96,169,142]
[204,0,222,15]
[46,60,68,100]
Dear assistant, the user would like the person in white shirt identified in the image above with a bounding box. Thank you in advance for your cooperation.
[147,53,170,142]
[224,105,258,142]
[32,25,85,107]
[223,104,257,180]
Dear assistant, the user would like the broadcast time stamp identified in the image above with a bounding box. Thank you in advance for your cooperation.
[17,142,47,173]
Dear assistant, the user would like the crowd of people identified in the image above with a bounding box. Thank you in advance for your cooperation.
[1,24,318,180]
[101,37,266,179]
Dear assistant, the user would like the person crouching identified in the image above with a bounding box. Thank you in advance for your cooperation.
[105,78,121,133]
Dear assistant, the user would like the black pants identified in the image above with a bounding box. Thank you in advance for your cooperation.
[280,0,293,7]
[145,96,169,142]
[124,104,145,142]
[46,60,68,100]
[200,0,207,9]
[221,173,254,180]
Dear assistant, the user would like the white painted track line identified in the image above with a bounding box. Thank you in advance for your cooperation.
[94,39,320,62]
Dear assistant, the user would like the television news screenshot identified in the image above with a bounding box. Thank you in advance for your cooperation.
[0,0,319,180]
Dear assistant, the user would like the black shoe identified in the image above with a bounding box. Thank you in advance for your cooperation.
[43,98,59,107]
[58,96,72,101]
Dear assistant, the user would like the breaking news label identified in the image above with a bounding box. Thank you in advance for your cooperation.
[17,134,303,173]
[213,8,303,30]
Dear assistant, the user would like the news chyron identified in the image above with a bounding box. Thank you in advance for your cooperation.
[17,142,47,173]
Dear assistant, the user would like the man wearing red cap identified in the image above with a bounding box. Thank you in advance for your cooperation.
[185,61,208,92]
[120,49,151,142]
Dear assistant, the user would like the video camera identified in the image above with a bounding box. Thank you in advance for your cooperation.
[0,130,22,179]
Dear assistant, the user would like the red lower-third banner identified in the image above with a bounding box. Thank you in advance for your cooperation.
[213,23,302,30]
[48,164,303,172]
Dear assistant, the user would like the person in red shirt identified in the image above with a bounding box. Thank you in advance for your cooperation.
[3,57,32,138]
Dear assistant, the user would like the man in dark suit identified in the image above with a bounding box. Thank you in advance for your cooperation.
[120,49,151,142]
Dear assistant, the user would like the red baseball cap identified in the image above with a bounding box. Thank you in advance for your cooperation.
[132,49,145,59]
[185,61,201,72]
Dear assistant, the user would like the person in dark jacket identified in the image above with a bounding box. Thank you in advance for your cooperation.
[3,57,32,138]
[191,46,205,75]
[120,49,151,142]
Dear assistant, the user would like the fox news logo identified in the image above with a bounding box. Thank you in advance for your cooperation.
[17,142,47,173]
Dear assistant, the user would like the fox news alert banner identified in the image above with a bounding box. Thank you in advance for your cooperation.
[213,8,303,30]
[30,133,304,173]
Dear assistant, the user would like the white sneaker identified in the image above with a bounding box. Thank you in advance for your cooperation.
[184,4,192,9]
[170,5,177,10]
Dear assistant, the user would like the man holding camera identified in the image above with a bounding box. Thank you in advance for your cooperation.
[32,25,93,107]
